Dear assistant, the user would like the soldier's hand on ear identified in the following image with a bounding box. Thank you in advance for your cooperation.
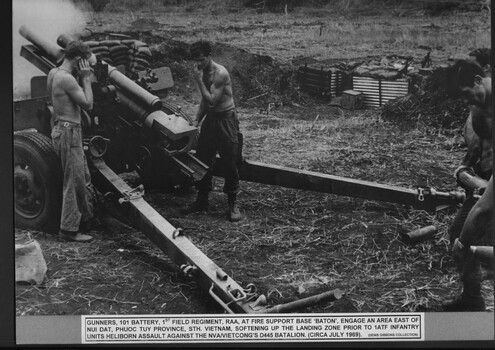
[193,63,203,81]
[78,59,92,79]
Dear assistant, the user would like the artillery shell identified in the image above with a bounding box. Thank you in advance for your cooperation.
[402,225,437,245]
[469,246,494,264]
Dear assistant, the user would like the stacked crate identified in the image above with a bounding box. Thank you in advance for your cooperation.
[352,76,409,108]
[341,90,363,110]
[297,64,343,98]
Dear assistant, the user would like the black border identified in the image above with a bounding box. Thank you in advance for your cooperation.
[1,0,14,348]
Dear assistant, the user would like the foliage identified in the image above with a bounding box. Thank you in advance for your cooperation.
[381,67,470,131]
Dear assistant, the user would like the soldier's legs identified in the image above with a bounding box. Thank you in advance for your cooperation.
[449,197,477,246]
[53,126,92,233]
[444,213,487,311]
[448,198,477,272]
[216,115,241,221]
[181,121,217,214]
[443,256,485,311]
[218,142,240,195]
[195,129,217,194]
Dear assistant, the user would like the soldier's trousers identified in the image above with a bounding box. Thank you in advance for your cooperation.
[195,109,240,195]
[51,123,94,233]
[449,197,493,298]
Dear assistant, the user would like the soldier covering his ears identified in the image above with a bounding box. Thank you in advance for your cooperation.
[182,40,242,222]
[47,41,97,242]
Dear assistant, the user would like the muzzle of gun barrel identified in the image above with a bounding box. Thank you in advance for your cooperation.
[19,25,64,64]
[107,66,162,111]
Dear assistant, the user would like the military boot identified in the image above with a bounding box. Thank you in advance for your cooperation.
[227,193,242,222]
[181,191,209,214]
[59,230,93,243]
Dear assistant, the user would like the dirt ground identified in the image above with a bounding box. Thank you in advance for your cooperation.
[15,5,493,315]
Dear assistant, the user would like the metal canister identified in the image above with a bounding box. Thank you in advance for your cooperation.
[402,225,438,245]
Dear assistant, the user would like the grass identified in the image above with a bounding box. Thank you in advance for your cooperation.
[222,106,491,313]
[91,2,490,63]
[16,103,494,314]
[313,19,491,52]
[240,107,461,188]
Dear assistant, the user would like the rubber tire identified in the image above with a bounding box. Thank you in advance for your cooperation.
[14,132,62,232]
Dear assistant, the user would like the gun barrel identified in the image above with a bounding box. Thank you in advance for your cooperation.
[19,25,64,64]
[116,90,149,122]
[108,66,162,111]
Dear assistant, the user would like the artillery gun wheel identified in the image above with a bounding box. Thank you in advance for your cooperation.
[14,132,62,232]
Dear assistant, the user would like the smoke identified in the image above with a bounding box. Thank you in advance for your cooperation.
[13,0,91,99]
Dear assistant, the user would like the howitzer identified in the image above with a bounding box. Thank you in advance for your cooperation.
[17,25,206,188]
[14,26,466,314]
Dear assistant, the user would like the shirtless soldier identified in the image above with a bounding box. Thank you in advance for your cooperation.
[444,73,493,311]
[47,41,95,242]
[183,40,242,222]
